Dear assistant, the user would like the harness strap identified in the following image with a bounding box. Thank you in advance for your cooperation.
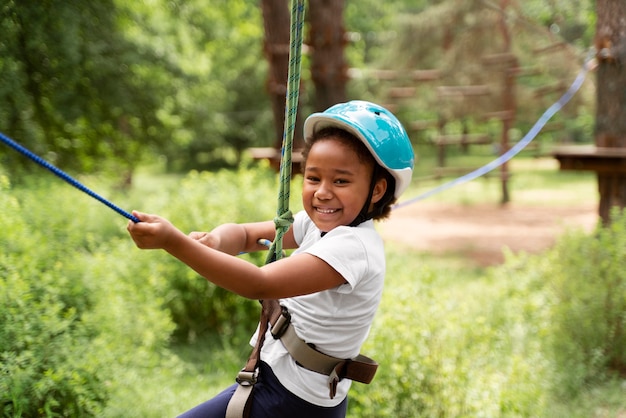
[225,299,282,418]
[270,308,378,398]
[226,299,378,416]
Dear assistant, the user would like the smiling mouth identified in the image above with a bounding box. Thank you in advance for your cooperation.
[315,207,339,214]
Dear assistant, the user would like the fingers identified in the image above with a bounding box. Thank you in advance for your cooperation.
[126,211,171,249]
[127,211,146,228]
[131,210,159,223]
[189,231,208,240]
[190,231,219,249]
[127,211,162,228]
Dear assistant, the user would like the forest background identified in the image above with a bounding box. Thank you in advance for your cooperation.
[0,0,596,178]
[3,1,626,417]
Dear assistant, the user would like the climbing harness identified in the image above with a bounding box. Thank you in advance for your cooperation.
[268,302,378,399]
[225,298,283,418]
[226,299,378,417]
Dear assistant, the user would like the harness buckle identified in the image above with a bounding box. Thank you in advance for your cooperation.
[327,361,346,399]
[235,368,258,387]
[270,307,291,339]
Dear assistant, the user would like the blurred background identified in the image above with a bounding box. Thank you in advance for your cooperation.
[3,1,626,417]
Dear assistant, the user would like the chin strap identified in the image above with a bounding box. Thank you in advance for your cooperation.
[348,165,381,227]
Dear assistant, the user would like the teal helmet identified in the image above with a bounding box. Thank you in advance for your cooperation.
[303,100,414,198]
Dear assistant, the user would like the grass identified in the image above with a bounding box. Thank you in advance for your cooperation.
[547,378,626,417]
[403,153,597,207]
[100,330,249,417]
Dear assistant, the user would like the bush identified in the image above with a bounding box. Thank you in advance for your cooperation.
[0,175,175,416]
[131,164,298,343]
[546,208,626,396]
[0,163,302,416]
[349,247,553,417]
[349,209,626,417]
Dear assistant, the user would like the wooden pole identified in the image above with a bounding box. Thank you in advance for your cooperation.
[595,0,626,224]
[498,0,517,204]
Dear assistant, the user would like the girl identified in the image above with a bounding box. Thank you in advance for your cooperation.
[127,100,414,417]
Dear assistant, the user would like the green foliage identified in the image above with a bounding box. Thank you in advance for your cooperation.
[133,163,291,342]
[0,174,176,416]
[349,248,553,417]
[0,1,167,176]
[546,208,626,396]
[348,0,595,153]
[1,0,597,179]
[348,208,626,417]
[1,0,599,178]
[0,163,298,415]
[522,0,596,46]
[344,0,431,67]
[0,0,272,176]
[119,0,273,171]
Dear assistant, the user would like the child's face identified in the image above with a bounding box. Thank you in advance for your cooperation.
[302,137,382,233]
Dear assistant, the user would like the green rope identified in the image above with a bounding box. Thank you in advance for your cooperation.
[265,0,305,265]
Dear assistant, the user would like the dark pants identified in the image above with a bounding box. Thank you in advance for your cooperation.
[178,362,348,418]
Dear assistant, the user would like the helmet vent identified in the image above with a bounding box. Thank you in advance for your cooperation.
[374,111,380,115]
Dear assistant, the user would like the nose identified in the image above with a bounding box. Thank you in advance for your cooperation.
[314,181,333,200]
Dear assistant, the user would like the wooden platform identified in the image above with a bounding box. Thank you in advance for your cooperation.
[248,147,304,173]
[553,145,626,174]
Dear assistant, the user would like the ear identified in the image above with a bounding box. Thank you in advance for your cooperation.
[370,177,388,204]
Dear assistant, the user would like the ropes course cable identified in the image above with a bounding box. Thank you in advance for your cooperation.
[393,49,597,211]
[0,131,140,223]
[263,0,305,264]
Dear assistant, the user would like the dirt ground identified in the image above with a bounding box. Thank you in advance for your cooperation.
[380,201,599,267]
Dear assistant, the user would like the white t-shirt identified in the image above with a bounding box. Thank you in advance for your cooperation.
[255,210,386,407]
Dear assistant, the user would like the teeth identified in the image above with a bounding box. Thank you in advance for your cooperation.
[317,208,337,214]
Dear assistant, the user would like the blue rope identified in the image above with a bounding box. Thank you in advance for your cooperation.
[394,50,596,210]
[0,132,140,223]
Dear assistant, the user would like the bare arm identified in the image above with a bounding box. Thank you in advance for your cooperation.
[127,211,344,299]
[189,217,298,255]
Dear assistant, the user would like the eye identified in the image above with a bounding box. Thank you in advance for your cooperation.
[335,178,349,185]
[306,175,320,183]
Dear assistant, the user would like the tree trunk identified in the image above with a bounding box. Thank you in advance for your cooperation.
[497,0,516,205]
[260,0,304,150]
[595,0,626,224]
[308,0,348,112]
